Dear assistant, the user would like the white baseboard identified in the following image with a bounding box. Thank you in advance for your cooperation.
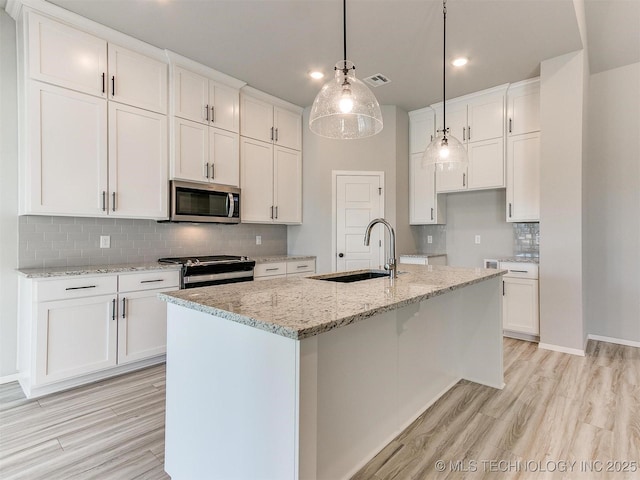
[538,342,585,356]
[587,334,640,349]
[0,373,20,385]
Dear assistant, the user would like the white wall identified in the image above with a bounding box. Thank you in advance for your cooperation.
[539,50,587,353]
[288,106,415,274]
[0,10,18,377]
[585,62,640,343]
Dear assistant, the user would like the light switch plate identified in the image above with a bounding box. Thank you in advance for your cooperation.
[474,235,481,245]
[100,235,110,248]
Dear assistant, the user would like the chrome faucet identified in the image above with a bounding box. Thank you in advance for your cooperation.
[364,218,397,278]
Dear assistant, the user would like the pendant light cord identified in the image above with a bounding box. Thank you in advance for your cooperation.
[442,0,447,138]
[343,0,348,71]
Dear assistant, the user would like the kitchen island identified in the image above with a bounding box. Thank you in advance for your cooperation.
[159,265,505,480]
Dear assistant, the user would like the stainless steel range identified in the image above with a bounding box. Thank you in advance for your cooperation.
[158,255,256,289]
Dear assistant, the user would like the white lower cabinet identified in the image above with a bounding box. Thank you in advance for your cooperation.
[500,262,539,337]
[19,269,179,398]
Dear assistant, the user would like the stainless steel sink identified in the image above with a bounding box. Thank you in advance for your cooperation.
[310,270,390,283]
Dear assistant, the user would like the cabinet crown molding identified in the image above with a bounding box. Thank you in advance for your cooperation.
[165,50,246,90]
[507,77,540,90]
[430,83,509,110]
[241,86,303,114]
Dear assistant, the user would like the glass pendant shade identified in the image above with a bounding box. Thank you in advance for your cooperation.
[423,130,467,171]
[309,61,383,139]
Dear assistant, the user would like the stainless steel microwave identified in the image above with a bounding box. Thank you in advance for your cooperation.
[169,181,240,223]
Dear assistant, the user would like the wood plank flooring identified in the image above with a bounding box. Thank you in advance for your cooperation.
[1,338,638,479]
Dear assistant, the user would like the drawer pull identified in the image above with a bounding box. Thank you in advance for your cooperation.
[65,285,97,291]
[140,279,164,284]
[265,268,280,272]
[296,265,309,269]
[509,270,529,273]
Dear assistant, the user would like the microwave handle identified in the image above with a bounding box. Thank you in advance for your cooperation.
[227,193,235,218]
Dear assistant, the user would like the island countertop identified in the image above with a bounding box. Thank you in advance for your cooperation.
[159,264,505,340]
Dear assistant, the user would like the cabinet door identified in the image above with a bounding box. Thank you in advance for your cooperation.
[118,289,170,364]
[27,81,108,216]
[409,109,435,154]
[173,117,209,183]
[503,278,539,335]
[436,165,466,193]
[108,44,167,114]
[467,137,504,189]
[240,94,273,143]
[210,128,239,187]
[35,295,117,385]
[409,153,436,224]
[435,102,467,143]
[273,107,302,150]
[210,81,240,133]
[507,132,540,222]
[508,83,540,136]
[108,103,168,219]
[28,12,107,97]
[173,66,209,124]
[273,146,302,224]
[240,137,274,222]
[467,94,504,142]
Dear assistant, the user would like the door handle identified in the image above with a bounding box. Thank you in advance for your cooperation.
[468,126,471,140]
[462,173,466,187]
[270,127,274,141]
[275,206,278,219]
[509,118,512,133]
[270,206,274,219]
[338,253,344,258]
[509,203,512,218]
[275,128,279,142]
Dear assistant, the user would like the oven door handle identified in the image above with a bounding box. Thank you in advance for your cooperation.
[183,270,253,285]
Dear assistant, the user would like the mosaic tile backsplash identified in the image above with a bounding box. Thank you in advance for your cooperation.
[18,216,288,269]
[513,222,540,257]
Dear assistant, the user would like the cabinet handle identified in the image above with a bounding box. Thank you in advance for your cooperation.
[468,126,471,140]
[431,207,434,221]
[111,76,115,96]
[297,265,308,269]
[112,192,116,212]
[275,128,279,142]
[266,267,280,272]
[102,191,106,211]
[121,298,126,319]
[112,298,116,321]
[211,163,215,179]
[141,279,164,283]
[502,281,505,296]
[430,134,433,141]
[463,127,466,141]
[205,104,209,122]
[270,127,274,141]
[211,106,215,123]
[101,73,105,94]
[462,173,466,187]
[275,206,278,219]
[509,270,529,274]
[65,285,96,291]
[205,162,209,179]
[508,202,512,218]
[270,206,274,219]
[509,118,512,133]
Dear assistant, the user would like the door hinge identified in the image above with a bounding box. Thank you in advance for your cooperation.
[378,187,382,196]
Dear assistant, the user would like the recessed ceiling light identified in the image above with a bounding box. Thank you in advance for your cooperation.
[309,71,324,80]
[452,57,468,67]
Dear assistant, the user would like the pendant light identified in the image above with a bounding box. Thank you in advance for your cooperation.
[308,0,383,139]
[423,0,468,170]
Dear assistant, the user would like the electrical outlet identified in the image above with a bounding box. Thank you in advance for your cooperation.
[100,235,110,248]
[256,235,262,245]
[474,235,481,245]
[427,235,433,244]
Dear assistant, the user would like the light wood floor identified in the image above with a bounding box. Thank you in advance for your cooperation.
[1,338,638,479]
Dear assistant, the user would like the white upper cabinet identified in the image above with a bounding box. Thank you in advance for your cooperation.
[467,137,505,190]
[173,66,239,132]
[507,80,540,136]
[240,137,274,223]
[209,128,240,187]
[506,78,540,222]
[273,145,302,224]
[467,93,504,142]
[107,44,168,114]
[28,12,107,98]
[409,108,435,154]
[240,92,302,151]
[25,81,108,216]
[108,102,168,219]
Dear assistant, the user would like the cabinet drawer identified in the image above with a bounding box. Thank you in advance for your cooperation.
[35,275,118,302]
[254,262,287,278]
[286,259,315,274]
[118,270,180,292]
[499,262,538,279]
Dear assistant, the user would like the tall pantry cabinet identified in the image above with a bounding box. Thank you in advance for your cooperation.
[19,10,168,219]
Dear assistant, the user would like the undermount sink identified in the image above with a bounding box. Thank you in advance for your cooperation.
[311,270,390,283]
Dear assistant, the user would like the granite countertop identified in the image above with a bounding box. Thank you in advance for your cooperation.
[400,253,447,258]
[17,262,182,279]
[498,256,539,264]
[251,255,316,264]
[159,264,505,340]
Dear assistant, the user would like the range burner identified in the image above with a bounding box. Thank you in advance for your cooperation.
[158,255,256,289]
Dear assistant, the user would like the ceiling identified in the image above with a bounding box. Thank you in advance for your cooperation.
[30,0,640,111]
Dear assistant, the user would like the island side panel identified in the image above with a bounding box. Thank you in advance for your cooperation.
[164,303,299,480]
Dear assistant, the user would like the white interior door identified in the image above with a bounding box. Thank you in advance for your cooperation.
[336,174,384,271]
